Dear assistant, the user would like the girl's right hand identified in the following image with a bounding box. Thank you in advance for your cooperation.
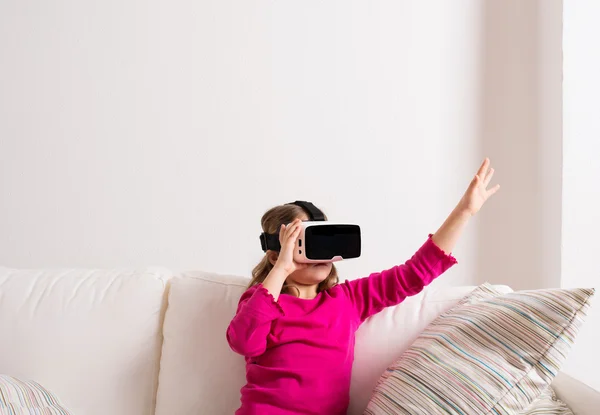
[275,218,306,275]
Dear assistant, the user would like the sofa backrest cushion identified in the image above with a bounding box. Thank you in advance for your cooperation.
[0,266,170,415]
[155,271,248,415]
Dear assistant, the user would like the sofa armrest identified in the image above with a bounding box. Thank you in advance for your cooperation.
[552,372,600,415]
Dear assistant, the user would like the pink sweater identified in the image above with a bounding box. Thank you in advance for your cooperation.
[226,235,457,415]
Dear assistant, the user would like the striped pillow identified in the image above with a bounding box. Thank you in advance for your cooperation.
[520,387,573,415]
[0,375,72,414]
[364,283,594,415]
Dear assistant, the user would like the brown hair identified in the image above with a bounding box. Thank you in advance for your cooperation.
[249,203,339,295]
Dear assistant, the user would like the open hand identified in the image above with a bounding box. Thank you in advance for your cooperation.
[457,158,500,216]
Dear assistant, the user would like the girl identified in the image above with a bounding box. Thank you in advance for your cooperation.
[227,158,500,415]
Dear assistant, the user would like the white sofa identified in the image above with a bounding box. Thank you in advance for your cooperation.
[0,266,598,415]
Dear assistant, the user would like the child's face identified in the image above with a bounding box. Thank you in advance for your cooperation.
[287,262,333,287]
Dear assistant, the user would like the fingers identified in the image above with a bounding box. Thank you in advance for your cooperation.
[476,158,497,190]
[280,219,302,246]
[290,223,302,244]
[476,157,490,178]
[483,167,494,187]
[283,223,293,240]
[278,224,285,245]
[486,184,501,197]
[288,219,302,239]
[279,222,295,245]
[469,174,481,190]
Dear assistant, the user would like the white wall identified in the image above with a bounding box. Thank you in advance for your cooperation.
[0,0,565,292]
[476,0,563,290]
[561,0,600,392]
[0,1,487,284]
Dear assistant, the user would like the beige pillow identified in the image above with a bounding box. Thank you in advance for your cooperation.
[365,284,594,415]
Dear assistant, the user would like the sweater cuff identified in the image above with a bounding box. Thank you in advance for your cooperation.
[426,233,458,265]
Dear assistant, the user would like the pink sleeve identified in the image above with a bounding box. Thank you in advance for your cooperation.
[340,235,457,322]
[226,284,284,357]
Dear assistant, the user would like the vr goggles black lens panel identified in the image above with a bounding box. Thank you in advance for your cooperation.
[304,224,361,261]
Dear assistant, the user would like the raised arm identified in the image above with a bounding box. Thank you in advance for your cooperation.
[342,157,500,322]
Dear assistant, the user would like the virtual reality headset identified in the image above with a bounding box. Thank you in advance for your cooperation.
[259,201,361,263]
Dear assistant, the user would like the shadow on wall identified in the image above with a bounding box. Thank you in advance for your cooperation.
[476,0,562,290]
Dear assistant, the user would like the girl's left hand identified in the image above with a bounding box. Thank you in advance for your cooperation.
[457,157,500,216]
